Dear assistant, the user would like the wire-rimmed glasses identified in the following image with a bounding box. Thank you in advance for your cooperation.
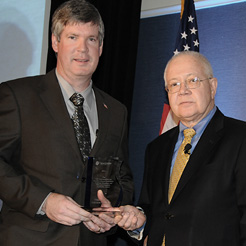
[165,76,212,94]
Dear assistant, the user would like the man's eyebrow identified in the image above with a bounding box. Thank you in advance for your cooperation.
[66,33,79,36]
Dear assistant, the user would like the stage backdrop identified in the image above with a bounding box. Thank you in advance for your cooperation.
[0,0,50,83]
[129,1,246,204]
[1,1,246,246]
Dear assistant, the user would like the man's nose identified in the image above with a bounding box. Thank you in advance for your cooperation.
[77,40,88,53]
[178,81,189,93]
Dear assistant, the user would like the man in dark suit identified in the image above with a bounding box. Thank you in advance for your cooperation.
[113,51,246,246]
[0,1,134,245]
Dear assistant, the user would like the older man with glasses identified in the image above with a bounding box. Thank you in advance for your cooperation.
[112,51,246,246]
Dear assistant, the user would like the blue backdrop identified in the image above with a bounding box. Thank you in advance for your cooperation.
[129,1,246,203]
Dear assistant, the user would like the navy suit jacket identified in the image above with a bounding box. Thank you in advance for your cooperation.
[0,70,134,246]
[139,109,246,246]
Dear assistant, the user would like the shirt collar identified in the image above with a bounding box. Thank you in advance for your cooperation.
[55,69,94,110]
[179,106,217,136]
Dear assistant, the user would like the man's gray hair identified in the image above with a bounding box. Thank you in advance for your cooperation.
[51,0,104,46]
[164,51,214,85]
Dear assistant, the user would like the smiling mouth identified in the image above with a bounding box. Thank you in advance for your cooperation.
[74,58,89,62]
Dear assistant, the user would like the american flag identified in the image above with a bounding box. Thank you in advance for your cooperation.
[159,0,199,135]
[174,0,199,54]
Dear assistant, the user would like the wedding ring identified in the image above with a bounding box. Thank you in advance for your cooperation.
[97,227,101,233]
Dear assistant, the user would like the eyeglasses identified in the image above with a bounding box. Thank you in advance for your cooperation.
[165,77,212,94]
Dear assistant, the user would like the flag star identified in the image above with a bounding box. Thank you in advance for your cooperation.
[173,49,179,55]
[193,39,199,47]
[181,31,188,39]
[190,27,197,35]
[183,44,190,51]
[188,15,194,23]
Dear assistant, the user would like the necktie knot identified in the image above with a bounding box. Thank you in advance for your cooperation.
[183,128,196,140]
[70,93,84,106]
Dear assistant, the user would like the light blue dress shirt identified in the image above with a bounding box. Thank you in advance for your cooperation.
[170,106,217,175]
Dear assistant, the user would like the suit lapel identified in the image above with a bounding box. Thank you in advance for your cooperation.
[170,110,225,204]
[163,128,180,205]
[90,87,110,155]
[37,70,82,162]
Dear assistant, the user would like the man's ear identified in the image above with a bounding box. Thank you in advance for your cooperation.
[51,34,59,53]
[99,41,103,57]
[210,77,218,99]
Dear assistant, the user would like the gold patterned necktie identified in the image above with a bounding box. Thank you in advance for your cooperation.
[168,128,196,204]
[70,93,91,162]
[162,128,196,246]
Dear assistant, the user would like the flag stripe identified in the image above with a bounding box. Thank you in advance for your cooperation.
[159,104,171,135]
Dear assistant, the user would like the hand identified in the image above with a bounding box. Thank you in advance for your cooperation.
[143,235,148,246]
[83,190,117,233]
[97,189,112,208]
[43,193,93,226]
[115,205,146,231]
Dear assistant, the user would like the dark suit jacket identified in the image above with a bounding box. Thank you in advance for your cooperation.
[0,70,134,246]
[138,109,246,246]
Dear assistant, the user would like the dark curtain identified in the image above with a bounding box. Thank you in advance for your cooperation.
[46,1,141,245]
[46,0,142,122]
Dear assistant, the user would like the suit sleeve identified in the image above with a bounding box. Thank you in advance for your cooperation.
[0,83,52,217]
[235,137,246,245]
[137,143,152,237]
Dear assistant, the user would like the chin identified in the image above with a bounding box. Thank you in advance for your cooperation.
[179,112,196,121]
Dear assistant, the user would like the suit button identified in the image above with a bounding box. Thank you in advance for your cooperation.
[165,213,174,220]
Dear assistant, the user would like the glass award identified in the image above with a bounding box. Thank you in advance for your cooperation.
[83,156,123,212]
